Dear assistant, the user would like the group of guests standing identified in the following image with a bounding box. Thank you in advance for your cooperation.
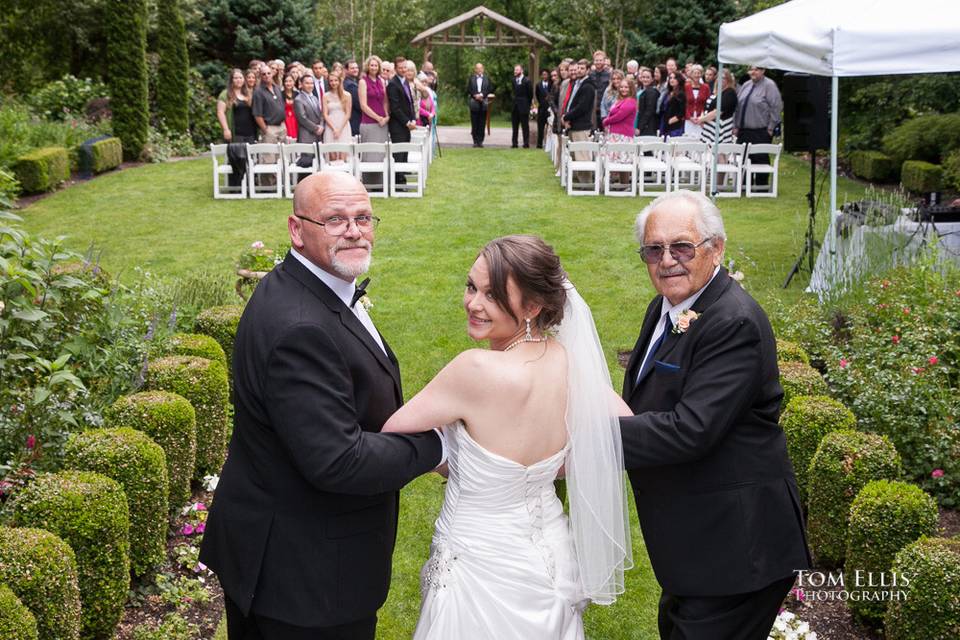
[215,55,439,174]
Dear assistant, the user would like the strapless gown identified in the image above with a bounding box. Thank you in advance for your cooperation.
[413,422,586,639]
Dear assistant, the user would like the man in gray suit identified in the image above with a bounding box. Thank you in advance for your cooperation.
[294,74,325,143]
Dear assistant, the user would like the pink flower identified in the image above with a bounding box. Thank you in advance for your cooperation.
[0,481,12,495]
[932,469,945,479]
[929,356,939,365]
[877,303,888,310]
[911,366,924,375]
[892,335,901,345]
[25,435,35,450]
[839,358,849,369]
[881,280,891,289]
[196,522,206,534]
[194,561,207,573]
[180,523,195,536]
[902,307,911,315]
[251,241,265,249]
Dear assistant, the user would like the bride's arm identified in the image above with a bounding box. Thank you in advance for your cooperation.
[382,349,486,433]
[609,387,633,417]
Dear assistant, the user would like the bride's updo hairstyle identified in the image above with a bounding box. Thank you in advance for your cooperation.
[479,235,567,332]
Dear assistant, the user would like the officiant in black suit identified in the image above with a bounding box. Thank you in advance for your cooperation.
[200,172,444,640]
[466,62,494,147]
[510,64,533,148]
[387,60,418,184]
[619,191,810,640]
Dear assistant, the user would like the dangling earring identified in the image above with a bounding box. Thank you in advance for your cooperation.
[525,318,533,340]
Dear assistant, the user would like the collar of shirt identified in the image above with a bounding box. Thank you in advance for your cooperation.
[658,265,721,326]
[290,248,356,308]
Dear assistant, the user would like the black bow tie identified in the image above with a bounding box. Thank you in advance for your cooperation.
[351,278,370,308]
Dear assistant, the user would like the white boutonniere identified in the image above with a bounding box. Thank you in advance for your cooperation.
[359,295,373,310]
[672,310,699,335]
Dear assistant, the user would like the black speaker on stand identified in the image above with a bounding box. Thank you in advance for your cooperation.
[781,73,831,288]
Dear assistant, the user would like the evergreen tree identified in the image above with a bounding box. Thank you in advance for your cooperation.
[106,0,149,159]
[155,0,190,133]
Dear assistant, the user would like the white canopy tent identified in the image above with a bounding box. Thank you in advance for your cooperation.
[716,0,960,217]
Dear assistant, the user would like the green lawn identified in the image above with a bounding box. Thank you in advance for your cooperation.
[21,148,867,639]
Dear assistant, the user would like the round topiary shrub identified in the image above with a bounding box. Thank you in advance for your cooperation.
[779,361,828,408]
[194,304,243,377]
[0,584,37,640]
[776,339,811,365]
[147,356,229,479]
[884,536,960,640]
[780,395,856,505]
[105,391,197,512]
[846,480,939,625]
[159,333,227,369]
[807,430,902,568]
[0,526,82,640]
[65,428,168,577]
[2,471,131,640]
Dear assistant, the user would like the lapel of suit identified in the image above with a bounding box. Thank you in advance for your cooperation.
[623,295,663,398]
[281,253,402,398]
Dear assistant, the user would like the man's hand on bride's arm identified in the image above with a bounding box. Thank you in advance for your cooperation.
[382,349,488,434]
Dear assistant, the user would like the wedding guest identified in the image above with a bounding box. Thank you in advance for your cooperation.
[418,80,436,128]
[603,76,638,183]
[626,59,639,78]
[252,63,286,181]
[534,69,553,149]
[664,72,687,137]
[589,50,611,128]
[270,59,285,86]
[698,68,737,146]
[381,61,396,82]
[510,64,533,148]
[359,55,390,169]
[563,59,596,181]
[282,73,299,141]
[600,69,625,121]
[294,74,324,145]
[655,64,669,133]
[311,60,329,91]
[344,59,362,136]
[704,65,718,92]
[665,57,678,77]
[734,66,783,185]
[217,68,256,144]
[387,60,418,184]
[466,62,494,148]
[323,72,352,162]
[684,64,709,138]
[634,67,659,137]
[244,68,258,93]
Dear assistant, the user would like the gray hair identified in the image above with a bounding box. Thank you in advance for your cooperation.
[634,191,727,246]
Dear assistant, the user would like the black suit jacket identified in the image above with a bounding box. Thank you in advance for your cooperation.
[635,87,660,136]
[466,74,494,112]
[387,76,414,143]
[563,79,596,132]
[535,79,552,109]
[343,76,362,133]
[620,268,810,597]
[511,76,533,114]
[199,253,442,627]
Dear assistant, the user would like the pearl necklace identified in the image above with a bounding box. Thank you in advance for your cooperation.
[503,336,548,352]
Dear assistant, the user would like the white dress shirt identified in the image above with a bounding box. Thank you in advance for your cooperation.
[476,75,483,94]
[637,266,720,383]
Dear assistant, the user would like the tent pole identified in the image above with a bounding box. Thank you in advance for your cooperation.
[830,75,838,219]
[710,61,723,201]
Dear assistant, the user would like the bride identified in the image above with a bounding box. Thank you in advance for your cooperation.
[383,235,634,639]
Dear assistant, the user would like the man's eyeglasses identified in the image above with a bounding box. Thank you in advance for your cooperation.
[295,214,380,236]
[637,239,711,264]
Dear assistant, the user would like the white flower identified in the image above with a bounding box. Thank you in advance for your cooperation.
[251,240,265,249]
[730,270,745,283]
[202,474,220,491]
[360,295,373,310]
[0,300,4,315]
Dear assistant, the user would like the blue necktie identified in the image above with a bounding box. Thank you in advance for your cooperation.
[637,313,673,382]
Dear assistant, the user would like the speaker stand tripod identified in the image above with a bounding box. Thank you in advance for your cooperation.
[783,148,821,288]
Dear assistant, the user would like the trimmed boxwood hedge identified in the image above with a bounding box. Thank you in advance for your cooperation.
[159,333,227,369]
[901,160,943,192]
[2,471,131,640]
[780,395,856,505]
[0,585,37,640]
[194,305,243,379]
[65,428,168,577]
[14,146,70,194]
[0,526,82,640]
[779,361,828,408]
[850,150,894,182]
[807,430,902,568]
[776,339,811,365]
[846,480,939,625]
[106,0,149,160]
[147,356,229,479]
[91,137,122,174]
[885,536,960,640]
[105,391,197,512]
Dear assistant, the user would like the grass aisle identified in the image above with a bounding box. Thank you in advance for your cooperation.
[22,149,867,639]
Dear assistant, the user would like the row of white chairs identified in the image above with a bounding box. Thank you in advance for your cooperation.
[555,135,781,198]
[212,129,434,199]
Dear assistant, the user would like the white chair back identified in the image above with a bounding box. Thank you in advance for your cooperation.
[353,142,389,198]
[211,143,247,199]
[246,143,283,199]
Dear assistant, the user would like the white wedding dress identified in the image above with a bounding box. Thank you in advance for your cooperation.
[413,421,586,640]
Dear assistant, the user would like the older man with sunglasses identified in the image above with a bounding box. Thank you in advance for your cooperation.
[619,191,810,640]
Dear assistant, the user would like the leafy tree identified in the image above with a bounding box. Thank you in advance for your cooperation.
[155,0,190,133]
[106,0,150,159]
[628,0,737,67]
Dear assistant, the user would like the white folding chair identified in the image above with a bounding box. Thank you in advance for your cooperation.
[388,142,424,197]
[318,143,355,174]
[281,143,319,198]
[558,135,569,183]
[638,141,672,195]
[634,135,662,144]
[744,143,782,197]
[565,141,601,196]
[353,142,390,198]
[409,130,429,182]
[211,144,246,199]
[246,143,282,199]
[602,142,638,197]
[709,143,746,198]
[670,141,708,194]
[414,126,433,164]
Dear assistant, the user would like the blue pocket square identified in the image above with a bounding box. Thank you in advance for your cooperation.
[653,360,681,373]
